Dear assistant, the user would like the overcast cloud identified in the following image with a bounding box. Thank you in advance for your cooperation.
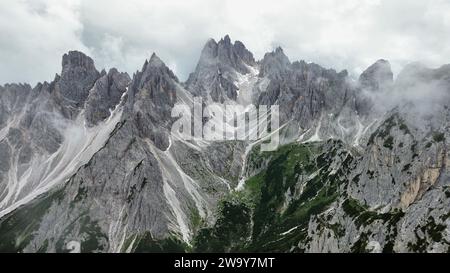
[1,0,450,85]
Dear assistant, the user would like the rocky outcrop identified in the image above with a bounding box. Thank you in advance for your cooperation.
[54,51,101,119]
[258,47,290,80]
[186,35,257,102]
[359,59,393,91]
[1,37,450,253]
[0,51,130,219]
[85,68,130,126]
[0,50,247,253]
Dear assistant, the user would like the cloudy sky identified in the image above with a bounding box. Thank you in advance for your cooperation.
[1,0,450,85]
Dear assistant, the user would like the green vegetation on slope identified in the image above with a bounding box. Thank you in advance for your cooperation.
[0,188,64,253]
[122,232,189,253]
[193,140,353,252]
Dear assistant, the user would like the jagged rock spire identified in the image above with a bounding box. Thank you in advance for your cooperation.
[186,35,256,102]
[57,51,100,104]
[194,35,256,74]
[258,46,290,79]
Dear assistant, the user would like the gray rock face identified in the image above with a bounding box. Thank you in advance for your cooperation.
[0,51,247,252]
[125,53,178,150]
[197,35,256,75]
[59,51,100,102]
[0,51,130,219]
[85,68,130,126]
[1,37,450,253]
[0,84,31,125]
[396,62,450,86]
[258,47,291,80]
[186,35,256,102]
[359,59,393,91]
[256,56,364,146]
[300,65,450,253]
[54,51,101,119]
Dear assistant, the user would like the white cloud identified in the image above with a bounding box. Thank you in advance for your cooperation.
[1,0,450,85]
[0,0,89,84]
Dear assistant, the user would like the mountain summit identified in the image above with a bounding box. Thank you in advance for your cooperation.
[359,59,393,91]
[186,35,257,102]
[1,37,450,253]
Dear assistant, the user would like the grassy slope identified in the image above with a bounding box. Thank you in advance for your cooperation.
[193,141,351,252]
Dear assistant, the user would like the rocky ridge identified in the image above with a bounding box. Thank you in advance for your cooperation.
[0,36,449,253]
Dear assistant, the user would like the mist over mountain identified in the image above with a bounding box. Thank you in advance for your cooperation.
[1,36,450,253]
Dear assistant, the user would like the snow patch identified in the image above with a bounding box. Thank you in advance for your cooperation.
[280,226,300,236]
[303,116,322,143]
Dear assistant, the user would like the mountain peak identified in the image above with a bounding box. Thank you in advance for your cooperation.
[148,52,165,67]
[186,36,256,101]
[220,34,231,45]
[259,46,291,79]
[396,62,450,87]
[275,46,284,54]
[375,58,389,64]
[233,40,255,66]
[139,53,173,77]
[61,51,97,75]
[359,59,393,91]
[135,53,178,89]
[57,51,100,109]
[193,36,256,74]
[204,38,217,48]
